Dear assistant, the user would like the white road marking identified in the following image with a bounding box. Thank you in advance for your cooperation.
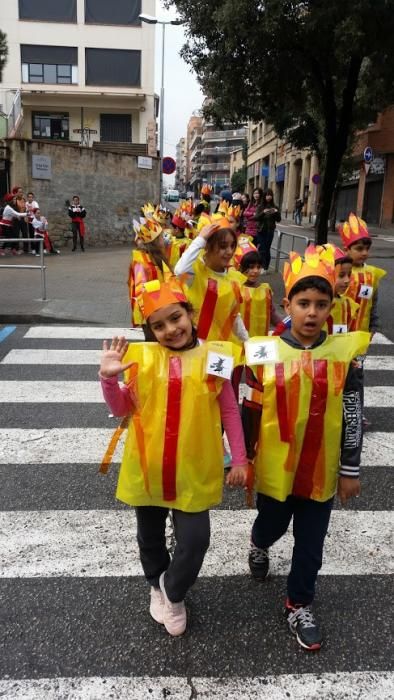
[0,510,392,578]
[1,349,103,364]
[0,429,392,465]
[371,332,392,345]
[365,355,394,370]
[24,326,144,340]
[364,386,394,406]
[0,673,393,700]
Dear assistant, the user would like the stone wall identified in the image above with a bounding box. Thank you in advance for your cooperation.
[7,138,160,247]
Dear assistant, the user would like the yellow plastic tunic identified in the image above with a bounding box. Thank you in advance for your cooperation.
[184,257,245,343]
[117,341,240,512]
[128,249,173,326]
[345,264,386,331]
[240,283,272,337]
[246,332,370,503]
[166,236,192,268]
[323,295,360,334]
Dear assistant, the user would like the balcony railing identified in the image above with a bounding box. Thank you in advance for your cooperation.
[202,128,246,142]
[201,145,237,156]
[201,162,230,172]
[189,131,202,151]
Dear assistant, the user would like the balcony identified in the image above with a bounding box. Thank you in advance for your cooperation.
[201,145,236,157]
[202,128,246,143]
[201,162,230,172]
[190,147,202,162]
[189,130,202,151]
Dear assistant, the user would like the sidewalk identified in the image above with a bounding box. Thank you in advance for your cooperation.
[0,246,134,326]
[280,215,394,239]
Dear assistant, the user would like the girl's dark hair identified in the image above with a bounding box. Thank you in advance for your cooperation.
[146,301,198,348]
[240,193,250,210]
[288,275,333,301]
[240,251,262,272]
[145,238,174,274]
[251,187,264,205]
[263,188,276,207]
[335,255,353,266]
[205,227,237,254]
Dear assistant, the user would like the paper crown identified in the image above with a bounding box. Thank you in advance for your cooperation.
[233,236,258,268]
[141,202,155,217]
[139,279,187,320]
[283,245,336,296]
[338,213,370,248]
[172,200,194,229]
[316,243,348,264]
[196,211,233,233]
[133,217,162,243]
[201,184,212,196]
[217,200,241,220]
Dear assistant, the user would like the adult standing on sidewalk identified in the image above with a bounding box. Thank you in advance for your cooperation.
[0,193,28,256]
[244,188,263,239]
[254,188,281,273]
[68,195,86,251]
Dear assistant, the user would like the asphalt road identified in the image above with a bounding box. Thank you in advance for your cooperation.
[0,320,392,698]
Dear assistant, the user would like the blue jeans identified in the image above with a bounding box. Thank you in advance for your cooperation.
[252,493,334,605]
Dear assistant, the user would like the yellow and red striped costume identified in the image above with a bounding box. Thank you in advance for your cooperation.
[245,332,370,503]
[116,341,240,512]
[240,283,272,337]
[345,264,386,331]
[128,250,172,326]
[324,295,359,334]
[166,235,192,268]
[184,258,245,343]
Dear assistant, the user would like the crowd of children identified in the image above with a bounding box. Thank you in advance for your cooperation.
[100,194,386,652]
[0,186,60,255]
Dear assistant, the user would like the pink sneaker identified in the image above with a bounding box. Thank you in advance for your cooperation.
[149,586,165,624]
[159,572,187,636]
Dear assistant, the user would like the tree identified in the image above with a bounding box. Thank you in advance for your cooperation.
[166,0,394,242]
[0,31,8,83]
[231,165,247,192]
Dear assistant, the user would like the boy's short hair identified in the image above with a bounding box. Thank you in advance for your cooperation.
[240,251,262,272]
[335,255,353,266]
[348,237,371,249]
[288,275,333,301]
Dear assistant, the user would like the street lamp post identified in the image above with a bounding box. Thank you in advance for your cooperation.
[139,13,183,204]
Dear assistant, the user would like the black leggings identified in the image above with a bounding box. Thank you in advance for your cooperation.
[256,230,275,270]
[135,506,210,602]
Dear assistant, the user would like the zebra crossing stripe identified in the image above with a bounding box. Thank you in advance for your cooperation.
[0,672,393,699]
[0,509,392,578]
[371,332,393,345]
[0,429,392,465]
[0,381,391,405]
[24,326,144,340]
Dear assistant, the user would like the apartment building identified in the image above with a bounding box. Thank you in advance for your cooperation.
[187,113,203,194]
[247,121,320,218]
[0,0,157,151]
[175,136,186,193]
[200,117,246,194]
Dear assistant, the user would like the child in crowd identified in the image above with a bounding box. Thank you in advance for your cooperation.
[339,213,386,333]
[165,205,193,267]
[0,193,27,256]
[26,192,39,254]
[237,248,283,336]
[129,216,173,331]
[174,216,248,344]
[99,280,247,637]
[68,195,87,252]
[31,209,60,255]
[242,246,369,651]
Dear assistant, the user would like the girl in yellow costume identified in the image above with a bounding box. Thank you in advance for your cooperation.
[242,246,370,651]
[99,280,247,637]
[128,215,173,328]
[174,216,248,344]
[318,244,359,334]
[165,204,193,268]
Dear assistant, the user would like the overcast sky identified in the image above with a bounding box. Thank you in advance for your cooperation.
[154,1,204,186]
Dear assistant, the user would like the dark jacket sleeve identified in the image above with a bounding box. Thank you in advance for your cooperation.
[241,366,263,460]
[80,207,87,218]
[369,290,380,333]
[339,359,364,477]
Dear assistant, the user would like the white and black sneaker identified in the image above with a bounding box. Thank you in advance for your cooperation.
[285,599,323,651]
[248,541,269,580]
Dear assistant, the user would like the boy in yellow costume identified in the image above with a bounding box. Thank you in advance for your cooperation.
[100,280,247,637]
[243,246,369,651]
[339,213,386,333]
[174,216,248,344]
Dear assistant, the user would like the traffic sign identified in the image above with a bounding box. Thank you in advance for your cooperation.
[312,173,320,185]
[162,157,176,175]
[363,146,373,164]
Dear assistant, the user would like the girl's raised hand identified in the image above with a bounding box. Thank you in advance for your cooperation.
[199,222,220,240]
[100,336,134,378]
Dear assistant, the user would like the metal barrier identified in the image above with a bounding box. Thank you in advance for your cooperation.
[0,238,47,300]
[271,228,313,272]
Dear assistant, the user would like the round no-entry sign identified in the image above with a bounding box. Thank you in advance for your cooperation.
[162,157,176,175]
[363,147,373,164]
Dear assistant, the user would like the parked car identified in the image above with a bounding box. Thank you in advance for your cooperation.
[167,189,180,202]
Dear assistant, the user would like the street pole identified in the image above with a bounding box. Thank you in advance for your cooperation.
[159,23,165,205]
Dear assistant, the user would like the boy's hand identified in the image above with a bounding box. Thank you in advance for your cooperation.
[100,336,134,378]
[226,464,248,487]
[199,223,220,241]
[337,476,361,505]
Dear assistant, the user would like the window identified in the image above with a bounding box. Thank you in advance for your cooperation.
[32,112,69,140]
[21,46,77,85]
[19,0,77,22]
[85,0,141,25]
[85,48,140,87]
[100,114,132,142]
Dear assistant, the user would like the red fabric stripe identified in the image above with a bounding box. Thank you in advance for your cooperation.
[292,360,328,498]
[275,363,290,442]
[326,315,333,334]
[72,217,85,236]
[197,278,218,340]
[162,356,182,501]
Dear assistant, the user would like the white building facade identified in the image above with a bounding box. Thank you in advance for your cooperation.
[0,0,157,152]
